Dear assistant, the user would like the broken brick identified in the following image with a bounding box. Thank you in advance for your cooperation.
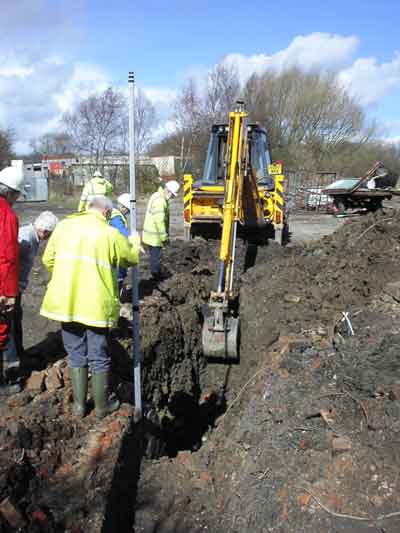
[297,492,311,508]
[278,368,289,379]
[332,436,352,454]
[0,497,26,529]
[311,357,321,370]
[62,366,70,381]
[32,509,48,523]
[193,470,214,490]
[108,419,123,435]
[176,451,193,469]
[389,383,400,401]
[25,371,46,393]
[45,366,64,392]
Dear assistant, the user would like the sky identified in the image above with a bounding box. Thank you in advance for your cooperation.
[1,0,400,153]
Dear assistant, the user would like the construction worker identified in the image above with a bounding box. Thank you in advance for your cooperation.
[110,193,130,237]
[4,211,59,364]
[109,193,131,292]
[40,195,140,418]
[77,170,113,212]
[0,165,24,396]
[142,180,180,279]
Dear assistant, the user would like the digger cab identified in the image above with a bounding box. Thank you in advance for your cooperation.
[184,124,284,241]
[198,124,275,189]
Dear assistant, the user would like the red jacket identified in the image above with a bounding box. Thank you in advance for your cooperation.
[0,196,19,297]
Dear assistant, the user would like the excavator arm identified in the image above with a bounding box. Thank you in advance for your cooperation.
[203,103,260,359]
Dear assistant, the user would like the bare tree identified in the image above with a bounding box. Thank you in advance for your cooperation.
[63,86,157,167]
[63,87,126,167]
[0,128,14,168]
[243,67,375,169]
[119,88,157,156]
[163,63,392,177]
[29,132,74,157]
[205,63,241,122]
[174,63,241,170]
[134,89,157,156]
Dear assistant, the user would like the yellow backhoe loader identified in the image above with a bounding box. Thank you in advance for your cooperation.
[183,102,289,359]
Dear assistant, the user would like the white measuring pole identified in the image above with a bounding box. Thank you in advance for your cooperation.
[128,72,142,415]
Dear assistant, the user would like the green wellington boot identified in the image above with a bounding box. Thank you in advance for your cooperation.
[91,371,120,419]
[70,367,88,417]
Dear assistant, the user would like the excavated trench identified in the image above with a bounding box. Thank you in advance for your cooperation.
[0,238,248,531]
[6,210,400,532]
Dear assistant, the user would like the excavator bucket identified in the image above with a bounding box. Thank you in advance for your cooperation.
[202,315,239,360]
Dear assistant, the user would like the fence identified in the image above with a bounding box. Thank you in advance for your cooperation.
[48,163,161,200]
[286,170,337,213]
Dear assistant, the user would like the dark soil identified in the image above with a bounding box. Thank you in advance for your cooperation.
[2,210,400,532]
[133,211,400,532]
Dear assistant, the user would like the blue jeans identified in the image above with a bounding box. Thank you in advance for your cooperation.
[61,322,110,373]
[148,245,162,276]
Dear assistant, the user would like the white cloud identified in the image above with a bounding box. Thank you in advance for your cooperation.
[54,63,110,113]
[223,33,359,82]
[143,87,178,106]
[338,53,400,105]
[382,135,400,144]
[153,119,176,141]
[221,33,400,113]
[0,66,33,78]
[0,56,110,154]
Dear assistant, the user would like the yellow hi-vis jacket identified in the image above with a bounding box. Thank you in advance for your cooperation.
[142,187,169,247]
[78,177,114,212]
[40,210,139,328]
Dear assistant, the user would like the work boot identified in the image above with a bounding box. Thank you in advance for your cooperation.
[91,371,120,419]
[70,367,88,418]
[0,352,21,396]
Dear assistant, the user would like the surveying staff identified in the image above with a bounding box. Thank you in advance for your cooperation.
[4,212,59,363]
[0,166,24,396]
[77,170,114,212]
[40,196,140,419]
[142,180,180,280]
[109,194,131,292]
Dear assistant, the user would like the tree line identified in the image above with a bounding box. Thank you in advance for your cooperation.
[151,64,400,178]
[1,64,399,179]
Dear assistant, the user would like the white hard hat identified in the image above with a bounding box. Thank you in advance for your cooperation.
[117,193,131,211]
[93,170,102,178]
[0,166,24,192]
[165,180,180,197]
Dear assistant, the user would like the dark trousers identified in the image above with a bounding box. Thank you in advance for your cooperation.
[14,294,23,359]
[148,245,162,276]
[0,315,14,381]
[61,322,110,373]
[2,294,23,369]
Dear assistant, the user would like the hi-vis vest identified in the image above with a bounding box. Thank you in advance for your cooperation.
[40,210,139,328]
[142,187,169,247]
[78,177,114,212]
[110,208,128,228]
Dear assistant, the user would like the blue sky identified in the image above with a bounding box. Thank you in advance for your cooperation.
[81,0,400,85]
[1,0,399,152]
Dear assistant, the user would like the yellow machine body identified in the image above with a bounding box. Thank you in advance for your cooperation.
[183,125,287,244]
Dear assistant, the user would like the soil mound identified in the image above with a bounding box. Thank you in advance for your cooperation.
[3,212,400,532]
